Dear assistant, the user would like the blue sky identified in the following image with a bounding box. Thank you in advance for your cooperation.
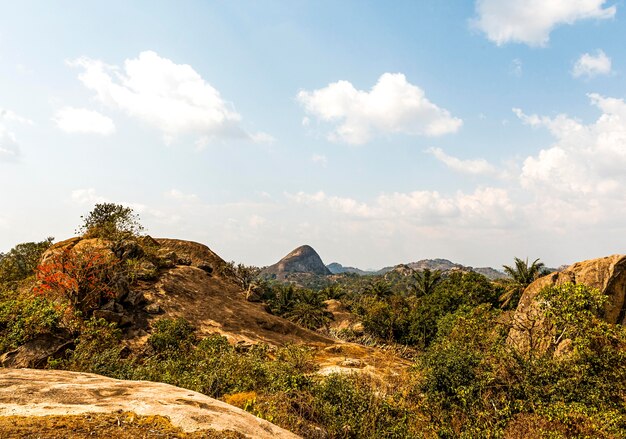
[1,1,625,269]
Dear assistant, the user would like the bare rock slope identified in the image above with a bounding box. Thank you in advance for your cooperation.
[0,368,298,438]
[261,245,332,280]
[508,254,626,353]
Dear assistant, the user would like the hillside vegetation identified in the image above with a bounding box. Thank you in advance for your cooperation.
[2,204,626,438]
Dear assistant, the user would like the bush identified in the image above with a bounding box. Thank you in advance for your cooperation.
[0,292,68,353]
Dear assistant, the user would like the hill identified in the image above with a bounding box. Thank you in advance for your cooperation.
[261,245,331,279]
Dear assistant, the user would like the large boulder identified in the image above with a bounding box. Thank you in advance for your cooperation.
[508,255,626,354]
[0,334,73,368]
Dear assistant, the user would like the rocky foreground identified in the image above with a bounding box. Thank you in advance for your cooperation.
[0,368,299,438]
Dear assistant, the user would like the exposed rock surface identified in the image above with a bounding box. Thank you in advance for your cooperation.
[261,245,331,279]
[0,368,299,438]
[0,334,73,368]
[508,254,626,354]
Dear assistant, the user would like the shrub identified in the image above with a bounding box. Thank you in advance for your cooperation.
[0,292,68,353]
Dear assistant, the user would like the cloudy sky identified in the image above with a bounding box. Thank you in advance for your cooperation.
[1,1,625,269]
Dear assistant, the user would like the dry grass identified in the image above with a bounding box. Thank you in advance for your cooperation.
[0,412,245,439]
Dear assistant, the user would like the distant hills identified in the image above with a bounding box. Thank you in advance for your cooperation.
[265,246,508,281]
[328,258,507,280]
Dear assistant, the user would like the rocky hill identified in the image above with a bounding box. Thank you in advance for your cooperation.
[261,245,331,280]
[330,258,507,280]
[326,262,373,276]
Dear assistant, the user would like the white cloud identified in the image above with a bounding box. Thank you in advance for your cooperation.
[427,147,496,176]
[53,107,115,135]
[297,73,462,145]
[572,50,612,78]
[288,187,517,228]
[70,188,108,205]
[515,94,626,209]
[473,0,616,46]
[164,189,199,202]
[69,51,263,144]
[311,154,328,166]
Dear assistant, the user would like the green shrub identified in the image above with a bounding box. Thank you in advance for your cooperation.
[0,292,67,353]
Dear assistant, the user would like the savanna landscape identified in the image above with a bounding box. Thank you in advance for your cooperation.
[2,1,626,438]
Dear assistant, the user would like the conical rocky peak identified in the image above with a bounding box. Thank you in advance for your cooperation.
[262,245,332,279]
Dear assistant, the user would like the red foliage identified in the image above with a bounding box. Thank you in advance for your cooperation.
[34,247,118,314]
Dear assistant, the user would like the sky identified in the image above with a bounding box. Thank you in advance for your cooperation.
[1,0,625,270]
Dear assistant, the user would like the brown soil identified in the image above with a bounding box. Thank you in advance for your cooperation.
[0,412,244,438]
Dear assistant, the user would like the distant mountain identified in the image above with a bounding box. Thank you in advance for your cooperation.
[261,245,332,280]
[407,258,465,272]
[327,262,375,276]
[328,258,508,280]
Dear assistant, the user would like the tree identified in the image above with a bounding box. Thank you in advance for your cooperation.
[0,237,54,290]
[34,246,120,314]
[77,203,144,241]
[410,268,442,298]
[500,257,547,309]
[365,279,393,300]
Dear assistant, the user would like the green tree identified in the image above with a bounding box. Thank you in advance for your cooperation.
[0,237,54,290]
[365,279,393,300]
[77,203,144,241]
[410,268,442,298]
[500,257,547,309]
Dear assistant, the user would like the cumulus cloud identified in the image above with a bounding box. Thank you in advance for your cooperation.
[69,51,266,144]
[53,107,115,135]
[515,93,626,205]
[426,147,496,176]
[572,50,612,78]
[473,0,616,46]
[288,187,517,228]
[297,73,462,145]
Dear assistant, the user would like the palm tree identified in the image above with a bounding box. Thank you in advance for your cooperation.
[411,268,442,298]
[365,280,393,300]
[500,257,547,309]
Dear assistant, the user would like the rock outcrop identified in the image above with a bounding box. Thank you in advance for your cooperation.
[36,237,334,348]
[508,254,626,354]
[0,368,299,438]
[261,245,331,280]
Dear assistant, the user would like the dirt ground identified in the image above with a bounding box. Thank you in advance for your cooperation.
[0,412,245,439]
